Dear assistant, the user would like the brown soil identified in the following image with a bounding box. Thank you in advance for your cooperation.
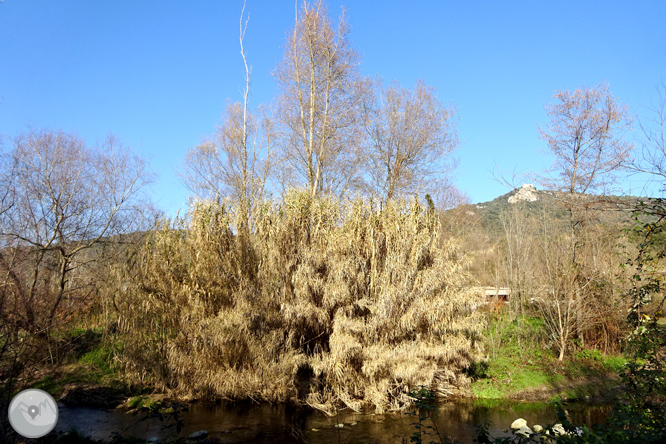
[58,383,129,409]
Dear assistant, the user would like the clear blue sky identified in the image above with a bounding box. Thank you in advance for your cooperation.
[1,1,665,215]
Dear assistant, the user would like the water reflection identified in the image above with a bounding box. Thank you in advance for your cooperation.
[55,399,609,443]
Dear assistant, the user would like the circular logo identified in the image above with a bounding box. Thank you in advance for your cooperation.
[8,389,59,438]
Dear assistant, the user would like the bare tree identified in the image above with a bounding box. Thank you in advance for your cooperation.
[362,78,459,203]
[632,83,666,195]
[539,82,633,262]
[533,83,633,358]
[273,0,365,198]
[533,202,628,359]
[536,220,588,361]
[182,2,273,233]
[499,202,537,316]
[182,103,273,226]
[0,129,152,336]
[539,82,633,196]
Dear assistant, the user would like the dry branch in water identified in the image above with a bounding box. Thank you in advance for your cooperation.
[113,191,484,413]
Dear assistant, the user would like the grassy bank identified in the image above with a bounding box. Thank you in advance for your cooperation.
[22,317,627,407]
[470,315,626,401]
[11,326,147,412]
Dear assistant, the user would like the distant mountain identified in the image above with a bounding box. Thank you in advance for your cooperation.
[466,184,643,233]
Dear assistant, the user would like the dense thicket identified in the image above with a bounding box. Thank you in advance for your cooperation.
[112,191,483,413]
[446,190,635,358]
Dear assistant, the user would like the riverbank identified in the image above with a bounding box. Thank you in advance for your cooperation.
[17,319,626,410]
[23,354,624,413]
[470,350,624,403]
[469,315,626,403]
[3,326,626,443]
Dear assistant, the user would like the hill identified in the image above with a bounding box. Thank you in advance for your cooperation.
[466,184,642,234]
[439,184,652,287]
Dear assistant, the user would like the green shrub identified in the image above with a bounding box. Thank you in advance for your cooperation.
[575,349,603,361]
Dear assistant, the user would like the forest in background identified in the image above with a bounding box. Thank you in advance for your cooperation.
[1,2,666,441]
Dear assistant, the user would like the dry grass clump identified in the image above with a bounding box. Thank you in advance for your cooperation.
[113,190,484,413]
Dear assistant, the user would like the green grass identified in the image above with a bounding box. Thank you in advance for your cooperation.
[470,360,566,399]
[27,326,122,398]
[471,315,626,400]
[127,395,145,409]
[78,346,114,374]
[33,375,61,394]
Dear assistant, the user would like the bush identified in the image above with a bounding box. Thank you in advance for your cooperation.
[112,192,484,413]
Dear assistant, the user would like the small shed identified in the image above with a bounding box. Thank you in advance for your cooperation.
[483,287,511,303]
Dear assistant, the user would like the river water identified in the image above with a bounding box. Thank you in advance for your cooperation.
[55,399,609,443]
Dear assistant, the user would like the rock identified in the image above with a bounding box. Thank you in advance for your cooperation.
[510,418,528,430]
[147,438,160,443]
[545,423,583,438]
[187,430,208,440]
[533,424,544,433]
[552,423,566,436]
[514,426,533,438]
[508,184,539,204]
[334,423,344,428]
[350,421,357,426]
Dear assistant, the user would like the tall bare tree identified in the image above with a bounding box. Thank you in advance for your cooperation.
[632,83,666,193]
[535,210,589,361]
[539,82,633,261]
[624,84,666,323]
[273,0,365,198]
[539,82,633,196]
[499,202,536,316]
[535,83,633,357]
[0,129,152,335]
[182,2,272,233]
[362,78,459,203]
[182,104,273,225]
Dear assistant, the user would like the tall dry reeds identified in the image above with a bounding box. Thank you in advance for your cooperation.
[112,191,483,413]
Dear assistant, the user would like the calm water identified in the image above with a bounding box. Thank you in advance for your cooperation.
[55,399,609,443]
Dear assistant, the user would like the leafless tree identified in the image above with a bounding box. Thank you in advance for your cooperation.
[182,104,274,225]
[0,129,152,336]
[539,82,633,262]
[499,203,537,316]
[533,83,633,358]
[273,1,365,198]
[533,202,627,359]
[361,78,459,204]
[539,82,633,196]
[631,83,666,196]
[536,219,588,361]
[182,2,273,233]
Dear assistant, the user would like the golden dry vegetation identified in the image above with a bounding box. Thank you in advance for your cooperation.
[111,191,484,413]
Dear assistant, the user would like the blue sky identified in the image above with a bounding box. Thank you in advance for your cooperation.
[1,1,665,215]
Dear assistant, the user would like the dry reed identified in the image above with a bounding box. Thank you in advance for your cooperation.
[113,190,484,413]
